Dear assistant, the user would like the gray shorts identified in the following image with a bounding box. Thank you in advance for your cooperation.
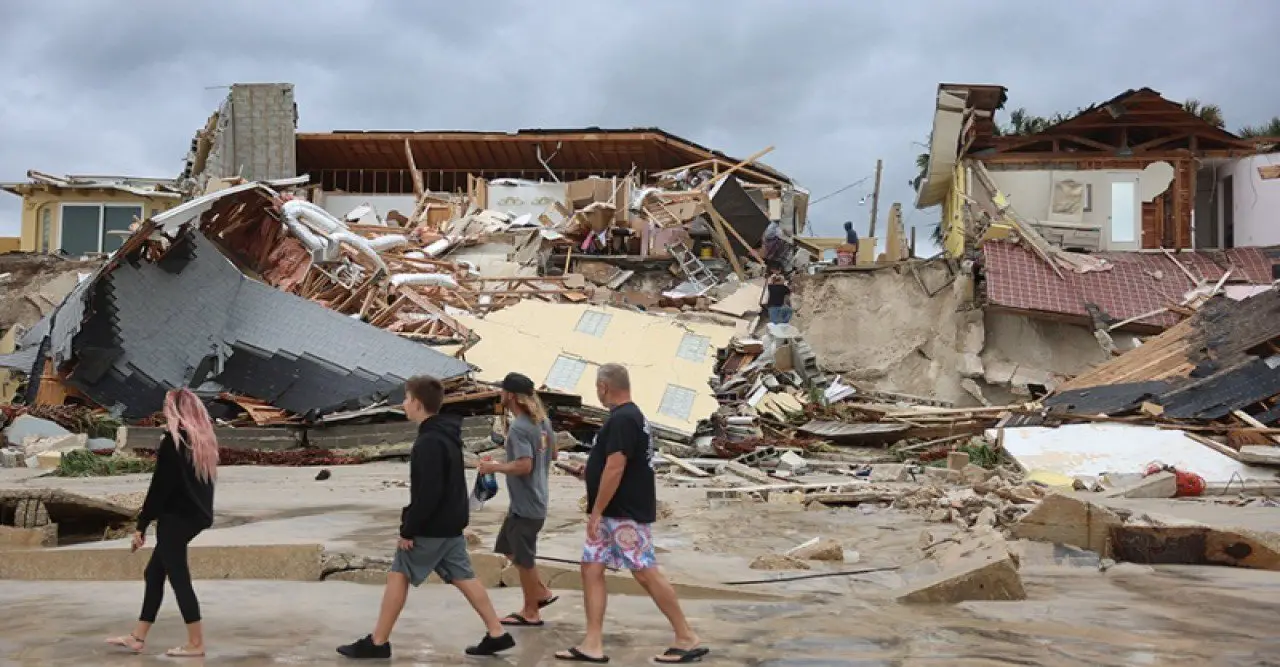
[390,536,475,586]
[494,513,545,569]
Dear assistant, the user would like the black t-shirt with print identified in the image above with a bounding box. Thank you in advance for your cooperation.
[585,402,657,523]
[765,283,790,308]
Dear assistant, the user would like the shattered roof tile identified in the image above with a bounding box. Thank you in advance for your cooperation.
[983,242,1274,329]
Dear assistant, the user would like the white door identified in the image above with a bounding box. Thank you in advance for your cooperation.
[1107,176,1140,251]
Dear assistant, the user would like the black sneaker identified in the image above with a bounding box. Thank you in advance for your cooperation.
[337,634,391,659]
[465,632,515,656]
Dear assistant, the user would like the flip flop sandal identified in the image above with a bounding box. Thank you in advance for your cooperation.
[555,647,610,663]
[500,613,545,627]
[105,635,145,653]
[539,595,560,608]
[165,646,206,658]
[654,647,710,664]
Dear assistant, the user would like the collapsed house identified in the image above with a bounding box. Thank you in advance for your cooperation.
[0,182,471,420]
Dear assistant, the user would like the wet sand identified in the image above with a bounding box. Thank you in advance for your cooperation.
[3,465,1280,665]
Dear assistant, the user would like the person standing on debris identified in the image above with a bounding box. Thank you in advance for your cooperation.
[762,272,793,325]
[555,363,708,664]
[844,221,859,247]
[761,219,790,271]
[476,372,559,627]
[106,388,218,658]
[337,375,515,660]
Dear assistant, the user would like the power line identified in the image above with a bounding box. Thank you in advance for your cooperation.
[809,174,875,207]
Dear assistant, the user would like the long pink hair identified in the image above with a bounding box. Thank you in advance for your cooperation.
[163,388,219,483]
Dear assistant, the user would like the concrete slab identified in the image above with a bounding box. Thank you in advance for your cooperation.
[0,544,323,581]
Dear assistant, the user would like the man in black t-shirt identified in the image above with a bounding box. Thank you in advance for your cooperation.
[761,272,792,325]
[555,363,708,665]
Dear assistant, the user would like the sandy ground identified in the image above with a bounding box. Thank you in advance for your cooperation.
[4,464,1280,665]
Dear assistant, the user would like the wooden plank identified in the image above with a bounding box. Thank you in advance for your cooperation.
[661,452,710,478]
[698,145,775,192]
[404,139,425,198]
[1184,432,1242,461]
[1234,410,1280,446]
[1259,165,1280,180]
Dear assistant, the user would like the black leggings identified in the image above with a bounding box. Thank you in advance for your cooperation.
[139,515,205,624]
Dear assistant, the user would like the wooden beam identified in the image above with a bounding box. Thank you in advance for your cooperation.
[1260,165,1280,180]
[404,139,424,198]
[698,146,775,191]
[1131,132,1191,153]
[1060,134,1118,151]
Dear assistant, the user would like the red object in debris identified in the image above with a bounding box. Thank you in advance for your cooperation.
[1144,462,1206,497]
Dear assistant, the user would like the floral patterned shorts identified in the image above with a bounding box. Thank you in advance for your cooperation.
[581,517,657,571]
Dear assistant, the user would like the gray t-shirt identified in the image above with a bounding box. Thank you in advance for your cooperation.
[505,414,553,520]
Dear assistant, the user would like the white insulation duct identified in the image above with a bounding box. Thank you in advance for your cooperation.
[389,273,459,289]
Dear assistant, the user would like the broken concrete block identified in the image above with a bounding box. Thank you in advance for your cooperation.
[1109,523,1280,572]
[925,467,962,484]
[896,554,1025,603]
[898,529,1024,603]
[867,464,912,482]
[961,464,995,486]
[0,448,21,468]
[947,451,970,471]
[1102,472,1177,499]
[777,451,809,475]
[114,426,128,451]
[973,507,998,528]
[1011,493,1123,556]
[2,415,70,447]
[786,537,844,562]
[958,352,985,379]
[749,554,811,571]
[982,360,1017,386]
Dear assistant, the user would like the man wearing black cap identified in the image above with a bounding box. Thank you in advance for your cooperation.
[477,372,558,627]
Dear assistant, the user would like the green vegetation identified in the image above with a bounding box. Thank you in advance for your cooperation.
[55,450,154,477]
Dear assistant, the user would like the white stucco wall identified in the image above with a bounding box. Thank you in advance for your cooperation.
[1221,154,1280,248]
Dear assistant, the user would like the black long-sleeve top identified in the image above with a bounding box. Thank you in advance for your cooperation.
[399,413,469,539]
[136,431,215,533]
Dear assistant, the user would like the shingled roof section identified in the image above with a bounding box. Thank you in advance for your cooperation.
[55,228,469,419]
[982,241,1274,331]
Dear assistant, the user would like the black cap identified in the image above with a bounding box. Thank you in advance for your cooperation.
[501,372,535,396]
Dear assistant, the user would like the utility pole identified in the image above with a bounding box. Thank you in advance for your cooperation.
[868,159,883,238]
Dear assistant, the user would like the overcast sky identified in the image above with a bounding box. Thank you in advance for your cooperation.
[1,0,1277,250]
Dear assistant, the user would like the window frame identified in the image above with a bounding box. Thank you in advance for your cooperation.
[657,384,697,421]
[57,202,144,255]
[545,355,589,392]
[675,332,712,362]
[574,310,613,338]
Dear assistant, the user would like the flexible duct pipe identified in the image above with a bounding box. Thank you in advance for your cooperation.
[368,234,408,251]
[424,237,453,257]
[389,273,459,289]
[281,199,346,235]
[330,231,388,273]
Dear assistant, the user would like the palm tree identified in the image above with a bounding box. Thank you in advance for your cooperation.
[1238,117,1280,138]
[1001,108,1053,136]
[1183,99,1225,128]
[912,149,930,192]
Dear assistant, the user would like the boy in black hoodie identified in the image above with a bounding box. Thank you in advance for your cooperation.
[338,375,515,659]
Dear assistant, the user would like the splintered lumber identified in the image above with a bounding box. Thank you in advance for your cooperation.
[698,146,775,191]
[1234,410,1280,446]
[797,421,908,444]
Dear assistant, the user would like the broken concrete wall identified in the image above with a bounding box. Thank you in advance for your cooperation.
[976,311,1113,400]
[792,261,978,405]
[181,83,296,193]
[0,254,100,334]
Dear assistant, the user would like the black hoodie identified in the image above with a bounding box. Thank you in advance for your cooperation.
[136,430,215,533]
[399,413,469,539]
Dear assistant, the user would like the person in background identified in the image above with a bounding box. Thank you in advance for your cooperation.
[762,272,793,325]
[555,364,708,664]
[844,221,859,247]
[337,375,514,660]
[477,372,559,627]
[760,219,790,271]
[106,388,218,658]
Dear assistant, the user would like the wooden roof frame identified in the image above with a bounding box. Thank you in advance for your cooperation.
[295,128,792,185]
[974,88,1259,163]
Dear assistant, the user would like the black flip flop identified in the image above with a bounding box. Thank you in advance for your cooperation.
[555,647,610,663]
[654,647,710,664]
[500,613,545,627]
[539,595,560,608]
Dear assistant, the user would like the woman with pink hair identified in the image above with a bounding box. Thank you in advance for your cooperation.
[106,387,218,658]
